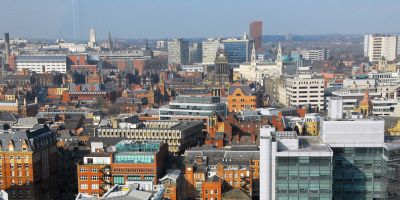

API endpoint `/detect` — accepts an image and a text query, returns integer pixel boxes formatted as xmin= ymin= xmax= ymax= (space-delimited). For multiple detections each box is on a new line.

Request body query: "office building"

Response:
xmin=0 ymin=125 xmax=58 ymax=200
xmin=16 ymin=55 xmax=67 ymax=73
xmin=168 ymin=38 xmax=189 ymax=65
xmin=250 ymin=21 xmax=262 ymax=50
xmin=364 ymin=34 xmax=398 ymax=62
xmin=96 ymin=120 xmax=203 ymax=154
xmin=222 ymin=37 xmax=254 ymax=65
xmin=260 ymin=126 xmax=333 ymax=200
xmin=285 ymin=74 xmax=325 ymax=109
xmin=202 ymin=39 xmax=221 ymax=65
xmin=77 ymin=140 xmax=168 ymax=197
xmin=291 ymin=49 xmax=330 ymax=61
xmin=189 ymin=42 xmax=202 ymax=64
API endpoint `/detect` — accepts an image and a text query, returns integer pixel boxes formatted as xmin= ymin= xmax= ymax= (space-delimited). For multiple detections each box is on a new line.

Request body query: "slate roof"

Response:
xmin=0 ymin=125 xmax=56 ymax=151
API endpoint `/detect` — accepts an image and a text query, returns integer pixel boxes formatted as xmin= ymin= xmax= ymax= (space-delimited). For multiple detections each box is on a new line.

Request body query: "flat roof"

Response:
xmin=16 ymin=55 xmax=67 ymax=62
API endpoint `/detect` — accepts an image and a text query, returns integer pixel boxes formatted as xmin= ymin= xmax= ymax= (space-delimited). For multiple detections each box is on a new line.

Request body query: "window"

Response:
xmin=91 ymin=168 xmax=98 ymax=172
xmin=91 ymin=176 xmax=99 ymax=180
xmin=80 ymin=184 xmax=88 ymax=190
xmin=26 ymin=180 xmax=30 ymax=185
xmin=18 ymin=180 xmax=22 ymax=185
xmin=80 ymin=168 xmax=87 ymax=172
xmin=80 ymin=175 xmax=87 ymax=181
xmin=91 ymin=184 xmax=99 ymax=189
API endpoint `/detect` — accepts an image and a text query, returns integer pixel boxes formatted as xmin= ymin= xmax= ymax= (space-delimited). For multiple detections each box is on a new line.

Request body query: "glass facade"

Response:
xmin=113 ymin=175 xmax=124 ymax=185
xmin=332 ymin=147 xmax=388 ymax=200
xmin=222 ymin=40 xmax=252 ymax=64
xmin=114 ymin=153 xmax=154 ymax=164
xmin=276 ymin=156 xmax=333 ymax=200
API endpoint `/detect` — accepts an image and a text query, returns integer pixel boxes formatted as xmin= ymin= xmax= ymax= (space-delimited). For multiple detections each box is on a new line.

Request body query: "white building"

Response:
xmin=16 ymin=55 xmax=67 ymax=73
xmin=202 ymin=39 xmax=221 ymax=65
xmin=168 ymin=38 xmax=189 ymax=65
xmin=371 ymin=97 xmax=400 ymax=116
xmin=88 ymin=28 xmax=97 ymax=48
xmin=364 ymin=34 xmax=398 ymax=62
xmin=291 ymin=49 xmax=330 ymax=61
xmin=285 ymin=74 xmax=325 ymax=109
xmin=180 ymin=64 xmax=204 ymax=72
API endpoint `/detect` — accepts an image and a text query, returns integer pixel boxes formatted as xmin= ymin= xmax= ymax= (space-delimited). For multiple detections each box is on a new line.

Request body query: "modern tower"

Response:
xmin=167 ymin=38 xmax=189 ymax=65
xmin=364 ymin=34 xmax=397 ymax=62
xmin=250 ymin=21 xmax=262 ymax=51
xmin=88 ymin=28 xmax=97 ymax=48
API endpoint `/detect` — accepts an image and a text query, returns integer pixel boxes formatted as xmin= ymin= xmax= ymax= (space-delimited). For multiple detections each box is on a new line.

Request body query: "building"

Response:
xmin=285 ymin=74 xmax=325 ymax=109
xmin=260 ymin=127 xmax=333 ymax=200
xmin=207 ymin=44 xmax=232 ymax=87
xmin=189 ymin=43 xmax=202 ymax=64
xmin=16 ymin=55 xmax=67 ymax=73
xmin=222 ymin=37 xmax=254 ymax=65
xmin=160 ymin=95 xmax=226 ymax=131
xmin=96 ymin=120 xmax=203 ymax=154
xmin=291 ymin=49 xmax=330 ymax=61
xmin=364 ymin=34 xmax=398 ymax=62
xmin=77 ymin=140 xmax=168 ymax=197
xmin=184 ymin=145 xmax=260 ymax=199
xmin=159 ymin=170 xmax=182 ymax=200
xmin=227 ymin=85 xmax=258 ymax=112
xmin=202 ymin=39 xmax=221 ymax=65
xmin=0 ymin=125 xmax=58 ymax=200
xmin=88 ymin=28 xmax=97 ymax=48
xmin=168 ymin=38 xmax=189 ymax=65
xmin=249 ymin=21 xmax=262 ymax=51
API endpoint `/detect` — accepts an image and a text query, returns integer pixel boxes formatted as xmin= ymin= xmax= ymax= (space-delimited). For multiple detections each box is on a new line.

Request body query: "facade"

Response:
xmin=184 ymin=145 xmax=259 ymax=199
xmin=202 ymin=39 xmax=221 ymax=65
xmin=285 ymin=74 xmax=325 ymax=109
xmin=189 ymin=43 xmax=202 ymax=64
xmin=260 ymin=127 xmax=333 ymax=200
xmin=77 ymin=140 xmax=168 ymax=197
xmin=16 ymin=55 xmax=67 ymax=73
xmin=222 ymin=38 xmax=254 ymax=65
xmin=168 ymin=38 xmax=189 ymax=65
xmin=364 ymin=34 xmax=398 ymax=62
xmin=207 ymin=45 xmax=232 ymax=87
xmin=0 ymin=125 xmax=58 ymax=200
xmin=96 ymin=120 xmax=203 ymax=154
xmin=291 ymin=49 xmax=330 ymax=61
xmin=227 ymin=85 xmax=257 ymax=112
xmin=249 ymin=21 xmax=262 ymax=50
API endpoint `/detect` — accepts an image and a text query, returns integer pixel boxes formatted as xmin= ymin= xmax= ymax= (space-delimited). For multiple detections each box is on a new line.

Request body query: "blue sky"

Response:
xmin=1 ymin=0 xmax=399 ymax=40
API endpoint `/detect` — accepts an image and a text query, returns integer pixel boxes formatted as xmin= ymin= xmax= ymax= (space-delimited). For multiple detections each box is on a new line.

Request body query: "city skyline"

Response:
xmin=1 ymin=0 xmax=400 ymax=40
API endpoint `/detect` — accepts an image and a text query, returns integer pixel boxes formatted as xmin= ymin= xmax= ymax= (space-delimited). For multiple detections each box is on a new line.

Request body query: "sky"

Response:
xmin=1 ymin=0 xmax=399 ymax=40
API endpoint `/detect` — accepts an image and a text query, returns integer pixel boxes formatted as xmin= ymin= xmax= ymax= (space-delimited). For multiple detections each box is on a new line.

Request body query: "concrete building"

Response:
xmin=202 ymin=39 xmax=221 ymax=65
xmin=364 ymin=34 xmax=398 ymax=62
xmin=291 ymin=49 xmax=330 ymax=61
xmin=249 ymin=21 xmax=262 ymax=50
xmin=96 ymin=120 xmax=203 ymax=154
xmin=285 ymin=74 xmax=325 ymax=109
xmin=88 ymin=28 xmax=97 ymax=48
xmin=168 ymin=39 xmax=189 ymax=65
xmin=16 ymin=55 xmax=67 ymax=73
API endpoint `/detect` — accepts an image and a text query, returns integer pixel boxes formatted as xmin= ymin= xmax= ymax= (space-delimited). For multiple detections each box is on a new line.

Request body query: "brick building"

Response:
xmin=0 ymin=124 xmax=58 ymax=199
xmin=227 ymin=85 xmax=258 ymax=113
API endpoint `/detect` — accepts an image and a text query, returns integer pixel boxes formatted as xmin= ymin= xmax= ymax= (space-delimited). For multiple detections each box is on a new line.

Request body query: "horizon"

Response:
xmin=1 ymin=0 xmax=399 ymax=40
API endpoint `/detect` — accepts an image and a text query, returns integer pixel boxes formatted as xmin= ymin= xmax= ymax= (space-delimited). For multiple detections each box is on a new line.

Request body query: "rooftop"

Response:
xmin=16 ymin=55 xmax=67 ymax=62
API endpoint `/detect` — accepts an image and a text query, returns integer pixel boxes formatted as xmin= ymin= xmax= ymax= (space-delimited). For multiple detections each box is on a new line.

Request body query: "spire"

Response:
xmin=251 ymin=42 xmax=256 ymax=63
xmin=108 ymin=31 xmax=113 ymax=50
xmin=276 ymin=41 xmax=282 ymax=62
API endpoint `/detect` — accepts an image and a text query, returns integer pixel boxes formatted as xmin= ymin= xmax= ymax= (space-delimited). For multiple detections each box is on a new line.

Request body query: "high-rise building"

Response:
xmin=189 ymin=42 xmax=202 ymax=64
xmin=364 ymin=34 xmax=397 ymax=62
xmin=250 ymin=21 xmax=262 ymax=50
xmin=88 ymin=28 xmax=96 ymax=48
xmin=107 ymin=31 xmax=113 ymax=51
xmin=222 ymin=37 xmax=254 ymax=65
xmin=202 ymin=39 xmax=221 ymax=65
xmin=0 ymin=125 xmax=58 ymax=200
xmin=168 ymin=38 xmax=189 ymax=65
xmin=291 ymin=49 xmax=330 ymax=61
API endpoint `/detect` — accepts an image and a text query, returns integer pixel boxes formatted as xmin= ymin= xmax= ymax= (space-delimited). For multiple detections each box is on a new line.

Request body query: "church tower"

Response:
xmin=276 ymin=41 xmax=282 ymax=62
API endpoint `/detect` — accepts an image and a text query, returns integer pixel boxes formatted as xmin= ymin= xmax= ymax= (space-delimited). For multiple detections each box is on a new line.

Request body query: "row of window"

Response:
xmin=80 ymin=184 xmax=99 ymax=190
xmin=79 ymin=168 xmax=99 ymax=173
xmin=79 ymin=175 xmax=99 ymax=181
xmin=0 ymin=179 xmax=30 ymax=185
